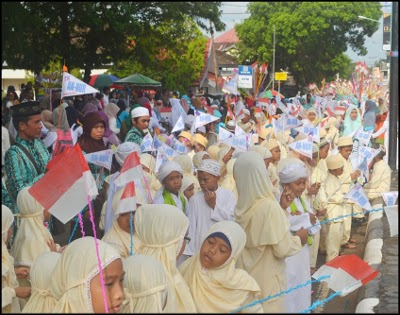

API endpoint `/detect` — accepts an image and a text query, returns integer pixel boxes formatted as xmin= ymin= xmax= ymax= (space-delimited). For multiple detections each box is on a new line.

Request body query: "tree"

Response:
xmin=109 ymin=18 xmax=207 ymax=93
xmin=2 ymin=2 xmax=224 ymax=81
xmin=235 ymin=2 xmax=382 ymax=88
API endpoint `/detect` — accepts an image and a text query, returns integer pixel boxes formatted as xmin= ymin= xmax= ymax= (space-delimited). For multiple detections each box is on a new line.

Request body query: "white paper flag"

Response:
xmin=383 ymin=205 xmax=398 ymax=237
xmin=140 ymin=132 xmax=155 ymax=152
xmin=61 ymin=72 xmax=99 ymax=98
xmin=356 ymin=130 xmax=373 ymax=146
xmin=288 ymin=138 xmax=313 ymax=159
xmin=382 ymin=191 xmax=398 ymax=206
xmin=171 ymin=115 xmax=185 ymax=133
xmin=219 ymin=127 xmax=233 ymax=141
xmin=85 ymin=149 xmax=114 ymax=170
xmin=344 ymin=184 xmax=372 ymax=210
xmin=195 ymin=111 xmax=219 ymax=129
xmin=154 ymin=150 xmax=169 ymax=173
xmin=221 ymin=135 xmax=248 ymax=151
xmin=294 ymin=125 xmax=320 ymax=142
xmin=234 ymin=125 xmax=247 ymax=137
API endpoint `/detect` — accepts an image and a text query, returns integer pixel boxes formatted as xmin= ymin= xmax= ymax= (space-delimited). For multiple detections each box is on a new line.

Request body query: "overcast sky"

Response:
xmin=215 ymin=1 xmax=391 ymax=66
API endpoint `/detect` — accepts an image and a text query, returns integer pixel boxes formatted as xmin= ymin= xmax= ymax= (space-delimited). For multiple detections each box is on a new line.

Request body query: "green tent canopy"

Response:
xmin=115 ymin=74 xmax=161 ymax=87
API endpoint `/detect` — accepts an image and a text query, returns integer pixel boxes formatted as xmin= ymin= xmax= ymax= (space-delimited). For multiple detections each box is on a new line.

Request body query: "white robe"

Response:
xmin=284 ymin=197 xmax=313 ymax=313
xmin=184 ymin=187 xmax=235 ymax=256
xmin=153 ymin=188 xmax=189 ymax=214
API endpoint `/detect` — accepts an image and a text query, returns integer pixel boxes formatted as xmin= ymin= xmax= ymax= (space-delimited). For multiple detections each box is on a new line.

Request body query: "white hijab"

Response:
xmin=121 ymin=254 xmax=167 ymax=313
xmin=21 ymin=252 xmax=61 ymax=313
xmin=50 ymin=237 xmax=121 ymax=313
xmin=11 ymin=187 xmax=53 ymax=267
xmin=179 ymin=221 xmax=261 ymax=312
xmin=134 ymin=204 xmax=196 ymax=313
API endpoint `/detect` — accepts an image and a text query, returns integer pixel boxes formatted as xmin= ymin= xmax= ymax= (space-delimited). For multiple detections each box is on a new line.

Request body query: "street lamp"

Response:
xmin=358 ymin=15 xmax=380 ymax=23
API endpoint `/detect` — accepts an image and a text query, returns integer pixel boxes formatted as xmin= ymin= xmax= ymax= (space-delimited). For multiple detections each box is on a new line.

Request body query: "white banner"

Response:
xmin=344 ymin=184 xmax=372 ymax=210
xmin=61 ymin=72 xmax=99 ymax=98
xmin=84 ymin=149 xmax=114 ymax=170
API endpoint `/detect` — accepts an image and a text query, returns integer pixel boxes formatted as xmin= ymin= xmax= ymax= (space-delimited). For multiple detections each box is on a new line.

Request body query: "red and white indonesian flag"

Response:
xmin=29 ymin=145 xmax=98 ymax=224
xmin=116 ymin=181 xmax=137 ymax=215
xmin=312 ymin=254 xmax=378 ymax=296
xmin=334 ymin=106 xmax=347 ymax=116
xmin=114 ymin=151 xmax=142 ymax=188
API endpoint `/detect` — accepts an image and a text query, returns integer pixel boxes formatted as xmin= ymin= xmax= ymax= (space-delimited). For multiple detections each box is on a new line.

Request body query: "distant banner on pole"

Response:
xmin=61 ymin=72 xmax=99 ymax=98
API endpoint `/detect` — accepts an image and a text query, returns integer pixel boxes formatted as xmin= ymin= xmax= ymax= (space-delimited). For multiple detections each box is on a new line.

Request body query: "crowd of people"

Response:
xmin=1 ymin=81 xmax=392 ymax=313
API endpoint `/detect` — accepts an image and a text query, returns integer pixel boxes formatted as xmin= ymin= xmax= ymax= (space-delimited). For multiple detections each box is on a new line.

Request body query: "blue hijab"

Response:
xmin=363 ymin=100 xmax=379 ymax=132
xmin=342 ymin=104 xmax=362 ymax=136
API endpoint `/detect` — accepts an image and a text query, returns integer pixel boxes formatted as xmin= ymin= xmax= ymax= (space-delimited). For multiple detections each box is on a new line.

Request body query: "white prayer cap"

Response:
xmin=180 ymin=176 xmax=195 ymax=194
xmin=115 ymin=142 xmax=141 ymax=166
xmin=242 ymin=109 xmax=250 ymax=116
xmin=131 ymin=106 xmax=149 ymax=118
xmin=197 ymin=159 xmax=221 ymax=177
xmin=326 ymin=155 xmax=344 ymax=170
xmin=252 ymin=145 xmax=272 ymax=160
xmin=157 ymin=160 xmax=183 ymax=183
xmin=278 ymin=158 xmax=307 ymax=184
xmin=226 ymin=120 xmax=236 ymax=132
xmin=337 ymin=136 xmax=353 ymax=147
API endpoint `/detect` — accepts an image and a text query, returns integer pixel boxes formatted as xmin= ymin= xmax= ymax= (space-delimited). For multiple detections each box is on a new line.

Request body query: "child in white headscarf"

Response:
xmin=50 ymin=237 xmax=124 ymax=313
xmin=174 ymin=154 xmax=201 ymax=194
xmin=153 ymin=161 xmax=188 ymax=214
xmin=277 ymin=158 xmax=320 ymax=313
xmin=10 ymin=187 xmax=64 ymax=309
xmin=2 ymin=205 xmax=31 ymax=313
xmin=21 ymin=252 xmax=61 ymax=313
xmin=102 ymin=184 xmax=147 ymax=258
xmin=134 ymin=204 xmax=197 ymax=313
xmin=179 ymin=220 xmax=263 ymax=313
xmin=140 ymin=153 xmax=162 ymax=193
xmin=233 ymin=152 xmax=308 ymax=312
xmin=121 ymin=254 xmax=168 ymax=313
xmin=180 ymin=176 xmax=196 ymax=201
xmin=11 ymin=187 xmax=63 ymax=268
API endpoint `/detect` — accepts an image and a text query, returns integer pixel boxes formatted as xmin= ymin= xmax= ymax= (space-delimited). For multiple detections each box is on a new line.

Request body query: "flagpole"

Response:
xmin=272 ymin=25 xmax=276 ymax=92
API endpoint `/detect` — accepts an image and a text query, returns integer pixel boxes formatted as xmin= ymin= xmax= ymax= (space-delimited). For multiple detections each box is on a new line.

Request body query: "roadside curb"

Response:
xmin=355 ymin=206 xmax=384 ymax=313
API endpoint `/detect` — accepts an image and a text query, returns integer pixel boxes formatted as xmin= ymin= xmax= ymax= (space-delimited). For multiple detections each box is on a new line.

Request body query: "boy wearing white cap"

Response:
xmin=124 ymin=107 xmax=150 ymax=144
xmin=153 ymin=161 xmax=188 ymax=214
xmin=184 ymin=159 xmax=235 ymax=257
xmin=323 ymin=154 xmax=347 ymax=262
xmin=337 ymin=136 xmax=363 ymax=248
xmin=237 ymin=108 xmax=254 ymax=134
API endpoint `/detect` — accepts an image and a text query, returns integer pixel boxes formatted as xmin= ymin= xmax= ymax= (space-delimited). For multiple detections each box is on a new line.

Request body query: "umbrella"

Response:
xmin=114 ymin=74 xmax=161 ymax=87
xmin=89 ymin=74 xmax=119 ymax=89
xmin=260 ymin=89 xmax=285 ymax=99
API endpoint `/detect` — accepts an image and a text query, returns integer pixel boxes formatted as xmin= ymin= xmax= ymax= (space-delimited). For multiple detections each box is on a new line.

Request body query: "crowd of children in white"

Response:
xmin=2 ymin=86 xmax=392 ymax=313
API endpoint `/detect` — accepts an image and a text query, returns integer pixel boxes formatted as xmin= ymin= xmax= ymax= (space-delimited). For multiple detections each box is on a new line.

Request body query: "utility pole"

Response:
xmin=388 ymin=2 xmax=398 ymax=169
xmin=210 ymin=20 xmax=219 ymax=93
xmin=272 ymin=25 xmax=276 ymax=91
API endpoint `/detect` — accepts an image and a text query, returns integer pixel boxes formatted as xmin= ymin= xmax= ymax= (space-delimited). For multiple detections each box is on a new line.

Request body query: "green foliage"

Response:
xmin=110 ymin=19 xmax=207 ymax=93
xmin=235 ymin=2 xmax=382 ymax=87
xmin=2 ymin=2 xmax=224 ymax=83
